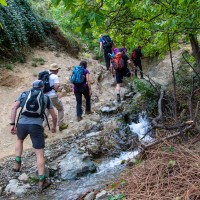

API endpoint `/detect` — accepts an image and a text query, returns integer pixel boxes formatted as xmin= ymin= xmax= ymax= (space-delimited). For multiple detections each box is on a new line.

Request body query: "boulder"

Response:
xmin=59 ymin=149 xmax=96 ymax=180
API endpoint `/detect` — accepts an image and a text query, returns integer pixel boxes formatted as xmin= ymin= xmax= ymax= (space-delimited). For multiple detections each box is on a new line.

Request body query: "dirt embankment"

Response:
xmin=0 ymin=48 xmax=119 ymax=159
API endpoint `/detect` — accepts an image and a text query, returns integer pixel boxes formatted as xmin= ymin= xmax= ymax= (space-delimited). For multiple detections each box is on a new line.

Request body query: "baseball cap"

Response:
xmin=32 ymin=80 xmax=44 ymax=88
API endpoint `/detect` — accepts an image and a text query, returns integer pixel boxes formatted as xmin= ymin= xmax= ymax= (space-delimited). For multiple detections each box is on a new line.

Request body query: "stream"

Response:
xmin=31 ymin=113 xmax=153 ymax=200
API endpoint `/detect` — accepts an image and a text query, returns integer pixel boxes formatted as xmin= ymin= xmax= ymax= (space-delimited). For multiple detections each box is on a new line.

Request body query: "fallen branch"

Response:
xmin=141 ymin=101 xmax=199 ymax=150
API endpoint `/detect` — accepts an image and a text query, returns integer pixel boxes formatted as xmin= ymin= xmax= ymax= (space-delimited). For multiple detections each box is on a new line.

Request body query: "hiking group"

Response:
xmin=99 ymin=34 xmax=143 ymax=102
xmin=10 ymin=60 xmax=92 ymax=191
xmin=9 ymin=33 xmax=142 ymax=191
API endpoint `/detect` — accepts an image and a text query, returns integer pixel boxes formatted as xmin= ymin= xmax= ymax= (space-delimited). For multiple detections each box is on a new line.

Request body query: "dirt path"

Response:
xmin=0 ymin=47 xmax=185 ymax=159
xmin=0 ymin=48 xmax=116 ymax=159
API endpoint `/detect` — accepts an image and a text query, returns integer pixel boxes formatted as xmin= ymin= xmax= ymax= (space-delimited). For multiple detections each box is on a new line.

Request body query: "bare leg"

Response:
xmin=35 ymin=148 xmax=45 ymax=176
xmin=15 ymin=138 xmax=23 ymax=157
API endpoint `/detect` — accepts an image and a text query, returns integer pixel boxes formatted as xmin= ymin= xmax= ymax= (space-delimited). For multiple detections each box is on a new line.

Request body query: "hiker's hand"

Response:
xmin=131 ymin=71 xmax=134 ymax=76
xmin=89 ymin=89 xmax=92 ymax=96
xmin=52 ymin=127 xmax=56 ymax=133
xmin=11 ymin=126 xmax=17 ymax=135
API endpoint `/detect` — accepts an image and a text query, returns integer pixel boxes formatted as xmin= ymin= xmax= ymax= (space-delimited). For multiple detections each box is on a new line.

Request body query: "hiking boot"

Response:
xmin=13 ymin=161 xmax=21 ymax=172
xmin=117 ymin=94 xmax=121 ymax=103
xmin=44 ymin=133 xmax=48 ymax=139
xmin=59 ymin=123 xmax=68 ymax=131
xmin=85 ymin=111 xmax=93 ymax=115
xmin=39 ymin=179 xmax=51 ymax=192
xmin=77 ymin=116 xmax=82 ymax=122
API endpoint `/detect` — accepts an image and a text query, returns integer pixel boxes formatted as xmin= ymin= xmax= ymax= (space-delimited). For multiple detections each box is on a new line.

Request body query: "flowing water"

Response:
xmin=29 ymin=113 xmax=152 ymax=200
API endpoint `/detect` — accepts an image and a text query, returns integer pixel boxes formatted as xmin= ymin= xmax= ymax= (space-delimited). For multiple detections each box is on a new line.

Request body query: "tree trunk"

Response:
xmin=189 ymin=34 xmax=200 ymax=72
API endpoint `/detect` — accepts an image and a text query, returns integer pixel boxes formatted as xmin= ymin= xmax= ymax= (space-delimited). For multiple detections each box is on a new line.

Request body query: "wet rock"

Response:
xmin=100 ymin=106 xmax=118 ymax=114
xmin=96 ymin=190 xmax=109 ymax=200
xmin=18 ymin=173 xmax=28 ymax=181
xmin=123 ymin=91 xmax=136 ymax=100
xmin=84 ymin=192 xmax=95 ymax=200
xmin=5 ymin=179 xmax=30 ymax=196
xmin=59 ymin=149 xmax=96 ymax=180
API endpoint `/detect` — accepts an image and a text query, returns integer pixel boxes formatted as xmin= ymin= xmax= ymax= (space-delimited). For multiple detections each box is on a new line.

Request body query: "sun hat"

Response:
xmin=50 ymin=63 xmax=61 ymax=71
xmin=32 ymin=80 xmax=44 ymax=88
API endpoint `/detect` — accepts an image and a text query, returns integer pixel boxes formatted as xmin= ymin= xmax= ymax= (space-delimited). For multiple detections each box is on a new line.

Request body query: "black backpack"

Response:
xmin=20 ymin=89 xmax=45 ymax=118
xmin=17 ymin=89 xmax=50 ymax=129
xmin=102 ymin=35 xmax=113 ymax=48
xmin=38 ymin=71 xmax=53 ymax=93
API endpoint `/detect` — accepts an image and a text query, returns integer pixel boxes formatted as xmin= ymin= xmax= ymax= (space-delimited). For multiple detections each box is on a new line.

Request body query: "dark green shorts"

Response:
xmin=17 ymin=124 xmax=44 ymax=149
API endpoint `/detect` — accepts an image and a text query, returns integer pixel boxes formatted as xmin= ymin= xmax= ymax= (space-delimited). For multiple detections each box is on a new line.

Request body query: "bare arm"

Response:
xmin=54 ymin=83 xmax=60 ymax=92
xmin=86 ymin=73 xmax=92 ymax=96
xmin=99 ymin=42 xmax=103 ymax=58
xmin=128 ymin=59 xmax=134 ymax=72
xmin=10 ymin=101 xmax=20 ymax=134
xmin=49 ymin=108 xmax=57 ymax=133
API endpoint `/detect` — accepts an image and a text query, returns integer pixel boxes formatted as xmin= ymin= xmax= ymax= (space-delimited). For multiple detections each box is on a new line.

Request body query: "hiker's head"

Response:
xmin=118 ymin=48 xmax=124 ymax=54
xmin=32 ymin=80 xmax=44 ymax=89
xmin=113 ymin=48 xmax=119 ymax=55
xmin=138 ymin=46 xmax=142 ymax=49
xmin=50 ymin=63 xmax=61 ymax=74
xmin=79 ymin=60 xmax=87 ymax=69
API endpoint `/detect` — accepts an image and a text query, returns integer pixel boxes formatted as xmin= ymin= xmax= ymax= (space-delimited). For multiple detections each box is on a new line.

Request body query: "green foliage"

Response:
xmin=0 ymin=63 xmax=14 ymax=70
xmin=0 ymin=0 xmax=7 ymax=6
xmin=32 ymin=57 xmax=45 ymax=65
xmin=109 ymin=193 xmax=124 ymax=200
xmin=167 ymin=159 xmax=176 ymax=168
xmin=134 ymin=159 xmax=142 ymax=166
xmin=0 ymin=0 xmax=47 ymax=58
xmin=176 ymin=51 xmax=200 ymax=98
xmin=53 ymin=0 xmax=200 ymax=59
xmin=132 ymin=78 xmax=158 ymax=114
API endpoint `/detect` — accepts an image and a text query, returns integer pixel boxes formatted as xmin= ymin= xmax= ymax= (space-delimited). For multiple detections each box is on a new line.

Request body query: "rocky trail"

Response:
xmin=0 ymin=47 xmax=187 ymax=199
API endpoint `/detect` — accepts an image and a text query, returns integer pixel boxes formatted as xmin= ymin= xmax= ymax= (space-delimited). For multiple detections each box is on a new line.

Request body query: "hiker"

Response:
xmin=121 ymin=43 xmax=127 ymax=54
xmin=110 ymin=48 xmax=134 ymax=103
xmin=99 ymin=34 xmax=114 ymax=70
xmin=10 ymin=80 xmax=57 ymax=191
xmin=131 ymin=46 xmax=143 ymax=79
xmin=43 ymin=63 xmax=68 ymax=131
xmin=71 ymin=60 xmax=92 ymax=122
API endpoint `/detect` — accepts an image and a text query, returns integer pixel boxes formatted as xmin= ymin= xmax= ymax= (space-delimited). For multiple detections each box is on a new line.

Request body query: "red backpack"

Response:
xmin=132 ymin=50 xmax=137 ymax=59
xmin=111 ymin=53 xmax=124 ymax=70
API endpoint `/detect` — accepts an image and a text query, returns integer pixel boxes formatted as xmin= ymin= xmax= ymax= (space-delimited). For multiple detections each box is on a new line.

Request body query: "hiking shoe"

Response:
xmin=85 ymin=111 xmax=93 ymax=115
xmin=117 ymin=94 xmax=121 ymax=103
xmin=59 ymin=123 xmax=68 ymax=131
xmin=13 ymin=161 xmax=21 ymax=172
xmin=39 ymin=179 xmax=51 ymax=192
xmin=77 ymin=116 xmax=82 ymax=122
xmin=44 ymin=133 xmax=48 ymax=139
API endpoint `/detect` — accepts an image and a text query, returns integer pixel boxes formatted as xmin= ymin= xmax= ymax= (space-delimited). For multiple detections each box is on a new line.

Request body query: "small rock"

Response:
xmin=84 ymin=192 xmax=95 ymax=200
xmin=96 ymin=190 xmax=108 ymax=200
xmin=18 ymin=173 xmax=29 ymax=181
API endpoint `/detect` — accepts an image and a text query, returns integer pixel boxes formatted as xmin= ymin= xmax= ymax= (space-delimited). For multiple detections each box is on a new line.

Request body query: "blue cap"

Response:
xmin=32 ymin=80 xmax=44 ymax=88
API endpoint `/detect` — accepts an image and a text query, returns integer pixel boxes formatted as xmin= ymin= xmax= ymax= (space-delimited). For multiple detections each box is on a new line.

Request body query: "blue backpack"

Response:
xmin=70 ymin=66 xmax=85 ymax=85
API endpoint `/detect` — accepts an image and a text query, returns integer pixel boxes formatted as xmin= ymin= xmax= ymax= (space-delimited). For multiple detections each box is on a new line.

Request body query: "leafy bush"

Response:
xmin=131 ymin=78 xmax=158 ymax=115
xmin=0 ymin=0 xmax=47 ymax=58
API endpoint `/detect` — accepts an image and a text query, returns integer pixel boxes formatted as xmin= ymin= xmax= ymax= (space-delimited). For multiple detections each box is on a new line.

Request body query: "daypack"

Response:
xmin=38 ymin=71 xmax=53 ymax=93
xmin=111 ymin=53 xmax=125 ymax=70
xmin=16 ymin=89 xmax=50 ymax=130
xmin=20 ymin=89 xmax=45 ymax=118
xmin=132 ymin=50 xmax=137 ymax=60
xmin=70 ymin=66 xmax=85 ymax=85
xmin=102 ymin=35 xmax=113 ymax=48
